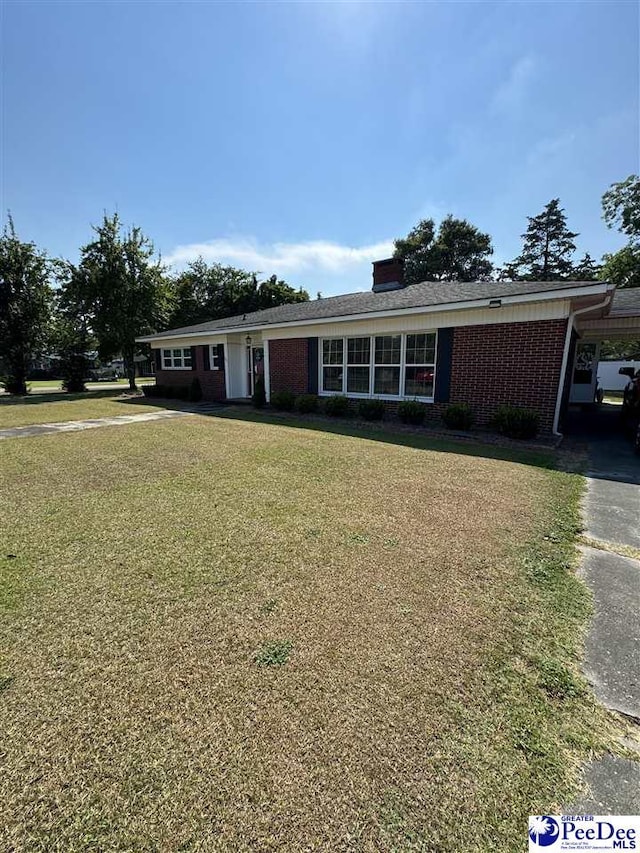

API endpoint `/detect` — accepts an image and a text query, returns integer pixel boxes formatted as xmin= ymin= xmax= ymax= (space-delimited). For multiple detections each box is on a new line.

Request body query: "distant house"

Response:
xmin=137 ymin=258 xmax=640 ymax=434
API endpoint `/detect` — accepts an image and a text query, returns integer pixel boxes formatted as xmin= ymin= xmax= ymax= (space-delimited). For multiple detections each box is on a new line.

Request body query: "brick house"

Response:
xmin=138 ymin=258 xmax=640 ymax=434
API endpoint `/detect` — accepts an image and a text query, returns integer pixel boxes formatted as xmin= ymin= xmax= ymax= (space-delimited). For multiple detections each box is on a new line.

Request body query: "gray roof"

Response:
xmin=610 ymin=287 xmax=640 ymax=315
xmin=143 ymin=278 xmax=608 ymax=340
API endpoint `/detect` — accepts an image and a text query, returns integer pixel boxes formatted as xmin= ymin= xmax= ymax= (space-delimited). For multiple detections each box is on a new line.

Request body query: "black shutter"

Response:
xmin=217 ymin=344 xmax=225 ymax=371
xmin=202 ymin=345 xmax=210 ymax=371
xmin=154 ymin=349 xmax=162 ymax=372
xmin=190 ymin=346 xmax=197 ymax=370
xmin=434 ymin=328 xmax=454 ymax=403
xmin=307 ymin=337 xmax=318 ymax=394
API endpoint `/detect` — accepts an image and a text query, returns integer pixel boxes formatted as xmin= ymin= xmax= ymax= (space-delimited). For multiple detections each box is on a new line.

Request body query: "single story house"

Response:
xmin=138 ymin=258 xmax=640 ymax=434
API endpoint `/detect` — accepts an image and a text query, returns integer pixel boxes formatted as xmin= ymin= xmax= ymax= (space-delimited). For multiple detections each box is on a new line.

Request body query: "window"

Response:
xmin=162 ymin=347 xmax=192 ymax=369
xmin=322 ymin=338 xmax=343 ymax=392
xmin=319 ymin=332 xmax=437 ymax=400
xmin=404 ymin=333 xmax=436 ymax=398
xmin=374 ymin=335 xmax=401 ymax=396
xmin=347 ymin=337 xmax=370 ymax=394
xmin=209 ymin=345 xmax=221 ymax=371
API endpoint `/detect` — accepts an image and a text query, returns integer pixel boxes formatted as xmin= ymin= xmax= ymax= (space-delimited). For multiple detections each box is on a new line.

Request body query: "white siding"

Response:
xmin=261 ymin=300 xmax=570 ymax=341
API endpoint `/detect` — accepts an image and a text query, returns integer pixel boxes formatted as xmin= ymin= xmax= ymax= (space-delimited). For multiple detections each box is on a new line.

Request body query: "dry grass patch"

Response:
xmin=0 ymin=392 xmax=156 ymax=428
xmin=0 ymin=417 xmax=613 ymax=852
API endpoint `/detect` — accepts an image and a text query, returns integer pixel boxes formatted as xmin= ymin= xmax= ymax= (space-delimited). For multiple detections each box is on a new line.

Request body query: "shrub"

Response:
xmin=358 ymin=399 xmax=385 ymax=421
xmin=188 ymin=376 xmax=203 ymax=403
xmin=270 ymin=390 xmax=296 ymax=411
xmin=252 ymin=375 xmax=266 ymax=408
xmin=142 ymin=383 xmax=164 ymax=397
xmin=141 ymin=383 xmax=188 ymax=401
xmin=324 ymin=395 xmax=350 ymax=417
xmin=491 ymin=405 xmax=540 ymax=439
xmin=442 ymin=402 xmax=474 ymax=430
xmin=295 ymin=394 xmax=319 ymax=414
xmin=398 ymin=400 xmax=426 ymax=426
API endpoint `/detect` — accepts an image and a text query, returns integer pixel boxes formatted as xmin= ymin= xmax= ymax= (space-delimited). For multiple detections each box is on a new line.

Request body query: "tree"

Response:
xmin=601 ymin=175 xmax=640 ymax=290
xmin=78 ymin=214 xmax=171 ymax=390
xmin=52 ymin=261 xmax=94 ymax=393
xmin=572 ymin=252 xmax=601 ymax=281
xmin=393 ymin=216 xmax=493 ymax=284
xmin=601 ymin=243 xmax=640 ymax=289
xmin=602 ymin=174 xmax=640 ymax=239
xmin=0 ymin=217 xmax=52 ymax=394
xmin=167 ymin=259 xmax=309 ymax=329
xmin=507 ymin=199 xmax=578 ymax=280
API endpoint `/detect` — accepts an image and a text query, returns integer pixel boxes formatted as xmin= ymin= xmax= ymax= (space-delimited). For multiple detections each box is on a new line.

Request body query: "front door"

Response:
xmin=247 ymin=346 xmax=264 ymax=396
xmin=570 ymin=341 xmax=600 ymax=404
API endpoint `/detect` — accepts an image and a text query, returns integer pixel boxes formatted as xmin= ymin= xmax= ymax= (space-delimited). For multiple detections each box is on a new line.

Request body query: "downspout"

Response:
xmin=552 ymin=291 xmax=613 ymax=436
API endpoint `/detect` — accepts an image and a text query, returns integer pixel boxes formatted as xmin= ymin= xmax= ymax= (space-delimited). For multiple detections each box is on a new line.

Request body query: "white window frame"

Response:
xmin=319 ymin=332 xmax=437 ymax=402
xmin=209 ymin=345 xmax=221 ymax=371
xmin=162 ymin=347 xmax=193 ymax=370
xmin=403 ymin=332 xmax=437 ymax=401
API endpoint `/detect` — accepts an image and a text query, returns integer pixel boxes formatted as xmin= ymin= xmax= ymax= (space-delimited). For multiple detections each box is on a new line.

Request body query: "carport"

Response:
xmin=562 ymin=287 xmax=640 ymax=438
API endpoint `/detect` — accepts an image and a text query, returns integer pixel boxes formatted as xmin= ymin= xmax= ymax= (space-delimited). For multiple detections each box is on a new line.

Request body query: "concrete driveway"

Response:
xmin=567 ymin=415 xmax=640 ymax=812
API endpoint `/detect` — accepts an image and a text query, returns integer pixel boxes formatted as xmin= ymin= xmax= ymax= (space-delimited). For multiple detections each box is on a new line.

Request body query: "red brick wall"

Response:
xmin=155 ymin=346 xmax=226 ymax=401
xmin=448 ymin=319 xmax=567 ymax=432
xmin=269 ymin=338 xmax=310 ymax=395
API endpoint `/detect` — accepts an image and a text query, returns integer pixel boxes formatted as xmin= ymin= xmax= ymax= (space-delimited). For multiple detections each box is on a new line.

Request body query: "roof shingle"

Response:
xmin=142 ymin=278 xmax=608 ymax=339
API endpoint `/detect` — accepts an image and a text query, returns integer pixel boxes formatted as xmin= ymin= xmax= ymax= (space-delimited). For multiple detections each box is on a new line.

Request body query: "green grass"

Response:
xmin=0 ymin=415 xmax=615 ymax=851
xmin=22 ymin=378 xmax=155 ymax=390
xmin=0 ymin=391 xmax=157 ymax=428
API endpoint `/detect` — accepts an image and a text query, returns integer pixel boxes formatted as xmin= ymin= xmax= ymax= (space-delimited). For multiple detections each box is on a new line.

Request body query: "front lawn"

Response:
xmin=0 ymin=391 xmax=157 ymax=429
xmin=0 ymin=415 xmax=611 ymax=851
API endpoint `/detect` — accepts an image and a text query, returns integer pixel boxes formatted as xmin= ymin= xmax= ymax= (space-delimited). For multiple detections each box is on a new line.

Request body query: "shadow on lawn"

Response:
xmin=0 ymin=389 xmax=139 ymax=408
xmin=126 ymin=396 xmax=560 ymax=471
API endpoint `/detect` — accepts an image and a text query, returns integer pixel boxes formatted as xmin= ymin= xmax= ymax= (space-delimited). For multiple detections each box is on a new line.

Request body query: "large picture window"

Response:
xmin=162 ymin=347 xmax=192 ymax=369
xmin=320 ymin=332 xmax=437 ymax=400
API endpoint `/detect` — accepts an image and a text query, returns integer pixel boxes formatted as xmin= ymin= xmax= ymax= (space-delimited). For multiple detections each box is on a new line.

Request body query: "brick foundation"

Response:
xmin=155 ymin=346 xmax=226 ymax=401
xmin=269 ymin=338 xmax=310 ymax=395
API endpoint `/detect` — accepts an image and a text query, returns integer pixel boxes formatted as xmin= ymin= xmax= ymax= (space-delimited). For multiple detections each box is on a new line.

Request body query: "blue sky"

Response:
xmin=2 ymin=0 xmax=638 ymax=296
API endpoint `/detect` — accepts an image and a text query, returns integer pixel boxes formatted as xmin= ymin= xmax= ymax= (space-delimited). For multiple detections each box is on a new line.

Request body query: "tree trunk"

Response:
xmin=125 ymin=348 xmax=137 ymax=391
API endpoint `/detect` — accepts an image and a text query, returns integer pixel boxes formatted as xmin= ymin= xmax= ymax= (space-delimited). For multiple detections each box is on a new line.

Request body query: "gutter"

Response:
xmin=552 ymin=290 xmax=614 ymax=436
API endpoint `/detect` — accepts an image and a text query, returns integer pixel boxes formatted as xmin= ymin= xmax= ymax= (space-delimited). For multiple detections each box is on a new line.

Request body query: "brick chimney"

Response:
xmin=372 ymin=257 xmax=405 ymax=293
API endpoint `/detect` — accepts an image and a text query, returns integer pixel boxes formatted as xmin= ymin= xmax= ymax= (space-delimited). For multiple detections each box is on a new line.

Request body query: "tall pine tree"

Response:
xmin=572 ymin=252 xmax=601 ymax=281
xmin=508 ymin=199 xmax=578 ymax=280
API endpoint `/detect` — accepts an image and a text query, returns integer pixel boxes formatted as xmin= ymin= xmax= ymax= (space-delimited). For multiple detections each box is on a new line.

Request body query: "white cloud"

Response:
xmin=163 ymin=236 xmax=394 ymax=275
xmin=491 ymin=55 xmax=537 ymax=113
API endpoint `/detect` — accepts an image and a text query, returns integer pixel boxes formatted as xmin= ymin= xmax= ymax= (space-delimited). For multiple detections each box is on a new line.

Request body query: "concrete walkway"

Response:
xmin=0 ymin=409 xmax=190 ymax=440
xmin=568 ymin=427 xmax=640 ymax=813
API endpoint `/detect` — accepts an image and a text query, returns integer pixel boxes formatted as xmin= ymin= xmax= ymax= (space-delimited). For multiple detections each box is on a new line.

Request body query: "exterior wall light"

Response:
xmin=246 ymin=335 xmax=252 ymax=346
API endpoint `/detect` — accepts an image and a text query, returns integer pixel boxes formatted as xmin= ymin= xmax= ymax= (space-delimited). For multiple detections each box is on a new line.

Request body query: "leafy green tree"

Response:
xmin=601 ymin=243 xmax=640 ymax=289
xmin=602 ymin=174 xmax=640 ymax=239
xmin=572 ymin=252 xmax=601 ymax=281
xmin=78 ymin=214 xmax=171 ymax=390
xmin=52 ymin=262 xmax=94 ymax=392
xmin=507 ymin=199 xmax=578 ymax=280
xmin=0 ymin=217 xmax=53 ymax=394
xmin=601 ymin=175 xmax=640 ymax=290
xmin=167 ymin=259 xmax=308 ymax=328
xmin=393 ymin=216 xmax=493 ymax=284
